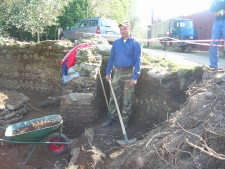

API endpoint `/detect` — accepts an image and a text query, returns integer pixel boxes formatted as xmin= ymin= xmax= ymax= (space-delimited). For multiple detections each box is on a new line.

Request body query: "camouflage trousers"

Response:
xmin=108 ymin=68 xmax=134 ymax=123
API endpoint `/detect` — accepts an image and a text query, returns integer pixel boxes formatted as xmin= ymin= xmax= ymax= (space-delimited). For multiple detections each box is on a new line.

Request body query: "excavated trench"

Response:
xmin=96 ymin=57 xmax=204 ymax=130
xmin=0 ymin=38 xmax=204 ymax=138
xmin=60 ymin=57 xmax=204 ymax=135
xmin=0 ymin=38 xmax=205 ymax=168
xmin=64 ymin=61 xmax=205 ymax=168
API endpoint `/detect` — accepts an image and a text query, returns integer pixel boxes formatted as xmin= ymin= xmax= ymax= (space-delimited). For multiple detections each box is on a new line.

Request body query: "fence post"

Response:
xmin=58 ymin=28 xmax=63 ymax=40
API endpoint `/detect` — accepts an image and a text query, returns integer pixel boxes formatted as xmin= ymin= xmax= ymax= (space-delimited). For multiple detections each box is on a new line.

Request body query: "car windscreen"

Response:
xmin=178 ymin=20 xmax=193 ymax=30
xmin=101 ymin=19 xmax=118 ymax=27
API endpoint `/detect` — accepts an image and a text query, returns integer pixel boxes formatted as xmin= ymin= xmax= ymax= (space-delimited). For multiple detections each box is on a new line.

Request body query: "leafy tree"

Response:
xmin=57 ymin=0 xmax=132 ymax=28
xmin=87 ymin=0 xmax=132 ymax=22
xmin=126 ymin=0 xmax=147 ymax=40
xmin=0 ymin=0 xmax=70 ymax=41
xmin=0 ymin=0 xmax=135 ymax=41
xmin=58 ymin=0 xmax=89 ymax=29
xmin=108 ymin=0 xmax=132 ymax=23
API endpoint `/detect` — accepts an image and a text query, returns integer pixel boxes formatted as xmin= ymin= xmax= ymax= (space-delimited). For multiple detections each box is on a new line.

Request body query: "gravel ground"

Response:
xmin=145 ymin=48 xmax=225 ymax=68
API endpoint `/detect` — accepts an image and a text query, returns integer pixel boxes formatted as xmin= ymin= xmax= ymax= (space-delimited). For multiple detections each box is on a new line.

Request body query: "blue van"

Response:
xmin=60 ymin=18 xmax=120 ymax=43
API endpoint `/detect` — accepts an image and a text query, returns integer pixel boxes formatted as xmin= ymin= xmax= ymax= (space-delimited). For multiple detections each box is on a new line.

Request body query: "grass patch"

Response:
xmin=0 ymin=36 xmax=4 ymax=42
xmin=141 ymin=50 xmax=201 ymax=76
xmin=159 ymin=61 xmax=179 ymax=72
xmin=141 ymin=56 xmax=152 ymax=65
xmin=144 ymin=45 xmax=162 ymax=50
xmin=220 ymin=51 xmax=225 ymax=59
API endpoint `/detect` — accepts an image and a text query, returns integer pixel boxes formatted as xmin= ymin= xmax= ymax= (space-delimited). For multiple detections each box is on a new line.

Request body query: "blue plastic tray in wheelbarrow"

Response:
xmin=5 ymin=115 xmax=63 ymax=142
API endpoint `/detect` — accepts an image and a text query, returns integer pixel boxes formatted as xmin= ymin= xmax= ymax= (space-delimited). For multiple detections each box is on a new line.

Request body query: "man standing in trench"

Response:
xmin=209 ymin=0 xmax=225 ymax=69
xmin=101 ymin=21 xmax=142 ymax=129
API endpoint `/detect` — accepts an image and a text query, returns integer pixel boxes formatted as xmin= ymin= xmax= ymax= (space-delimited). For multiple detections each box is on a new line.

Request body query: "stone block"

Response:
xmin=4 ymin=111 xmax=16 ymax=120
xmin=2 ymin=49 xmax=7 ymax=54
xmin=68 ymin=93 xmax=93 ymax=102
xmin=33 ymin=53 xmax=39 ymax=60
xmin=23 ymin=54 xmax=29 ymax=60
xmin=0 ymin=109 xmax=10 ymax=116
xmin=96 ymin=45 xmax=111 ymax=56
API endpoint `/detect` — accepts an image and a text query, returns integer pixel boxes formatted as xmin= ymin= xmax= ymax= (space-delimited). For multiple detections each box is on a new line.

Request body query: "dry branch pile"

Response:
xmin=110 ymin=70 xmax=225 ymax=169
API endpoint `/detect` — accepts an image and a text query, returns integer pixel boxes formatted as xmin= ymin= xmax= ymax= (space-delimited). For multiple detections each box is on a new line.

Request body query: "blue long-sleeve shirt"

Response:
xmin=106 ymin=37 xmax=142 ymax=80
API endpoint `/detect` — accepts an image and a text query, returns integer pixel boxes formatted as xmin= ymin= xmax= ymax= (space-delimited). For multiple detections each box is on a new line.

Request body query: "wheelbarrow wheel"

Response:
xmin=47 ymin=133 xmax=69 ymax=155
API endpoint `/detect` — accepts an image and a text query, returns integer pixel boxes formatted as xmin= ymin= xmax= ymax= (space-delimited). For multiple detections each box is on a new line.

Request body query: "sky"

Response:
xmin=137 ymin=0 xmax=213 ymax=25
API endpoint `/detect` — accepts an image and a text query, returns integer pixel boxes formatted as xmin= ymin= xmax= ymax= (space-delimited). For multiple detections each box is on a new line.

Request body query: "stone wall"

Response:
xmin=0 ymin=36 xmax=204 ymax=129
xmin=0 ymin=39 xmax=74 ymax=95
xmin=59 ymin=36 xmax=112 ymax=129
xmin=59 ymin=46 xmax=102 ymax=125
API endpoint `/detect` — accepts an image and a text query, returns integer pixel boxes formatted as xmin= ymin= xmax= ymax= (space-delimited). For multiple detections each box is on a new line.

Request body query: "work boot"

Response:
xmin=207 ymin=65 xmax=218 ymax=71
xmin=101 ymin=116 xmax=115 ymax=128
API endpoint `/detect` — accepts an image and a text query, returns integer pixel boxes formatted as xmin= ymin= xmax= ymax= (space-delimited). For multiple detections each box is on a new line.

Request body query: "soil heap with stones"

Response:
xmin=65 ymin=70 xmax=225 ymax=169
xmin=108 ymin=70 xmax=225 ymax=169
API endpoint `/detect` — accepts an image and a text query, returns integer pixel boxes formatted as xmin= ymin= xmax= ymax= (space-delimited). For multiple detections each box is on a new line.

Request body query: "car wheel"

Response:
xmin=161 ymin=43 xmax=166 ymax=50
xmin=59 ymin=34 xmax=65 ymax=40
xmin=181 ymin=46 xmax=186 ymax=52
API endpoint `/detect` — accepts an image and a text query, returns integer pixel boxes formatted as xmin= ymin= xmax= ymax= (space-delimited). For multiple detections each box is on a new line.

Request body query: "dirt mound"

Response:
xmin=13 ymin=120 xmax=58 ymax=135
xmin=109 ymin=70 xmax=225 ymax=169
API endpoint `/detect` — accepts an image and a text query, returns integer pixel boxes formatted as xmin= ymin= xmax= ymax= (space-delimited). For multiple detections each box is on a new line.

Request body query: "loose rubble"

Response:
xmin=0 ymin=90 xmax=31 ymax=125
xmin=109 ymin=70 xmax=225 ymax=169
xmin=67 ymin=127 xmax=106 ymax=169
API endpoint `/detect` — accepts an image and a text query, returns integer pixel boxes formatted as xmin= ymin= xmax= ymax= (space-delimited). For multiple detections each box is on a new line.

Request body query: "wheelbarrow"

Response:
xmin=0 ymin=114 xmax=72 ymax=166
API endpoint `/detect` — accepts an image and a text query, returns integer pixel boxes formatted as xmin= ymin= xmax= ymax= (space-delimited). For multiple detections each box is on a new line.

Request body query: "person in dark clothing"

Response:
xmin=209 ymin=0 xmax=225 ymax=69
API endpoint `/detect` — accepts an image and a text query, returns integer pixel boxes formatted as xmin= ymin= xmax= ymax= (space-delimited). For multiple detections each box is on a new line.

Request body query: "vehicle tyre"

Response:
xmin=59 ymin=34 xmax=65 ymax=40
xmin=186 ymin=45 xmax=192 ymax=53
xmin=46 ymin=133 xmax=69 ymax=155
xmin=181 ymin=46 xmax=186 ymax=52
xmin=161 ymin=43 xmax=166 ymax=50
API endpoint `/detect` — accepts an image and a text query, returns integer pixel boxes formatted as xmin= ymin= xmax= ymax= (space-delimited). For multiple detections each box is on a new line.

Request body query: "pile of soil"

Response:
xmin=13 ymin=120 xmax=58 ymax=135
xmin=108 ymin=70 xmax=225 ymax=169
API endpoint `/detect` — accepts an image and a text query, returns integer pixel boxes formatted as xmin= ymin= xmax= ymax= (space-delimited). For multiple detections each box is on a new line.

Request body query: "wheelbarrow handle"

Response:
xmin=0 ymin=138 xmax=73 ymax=144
